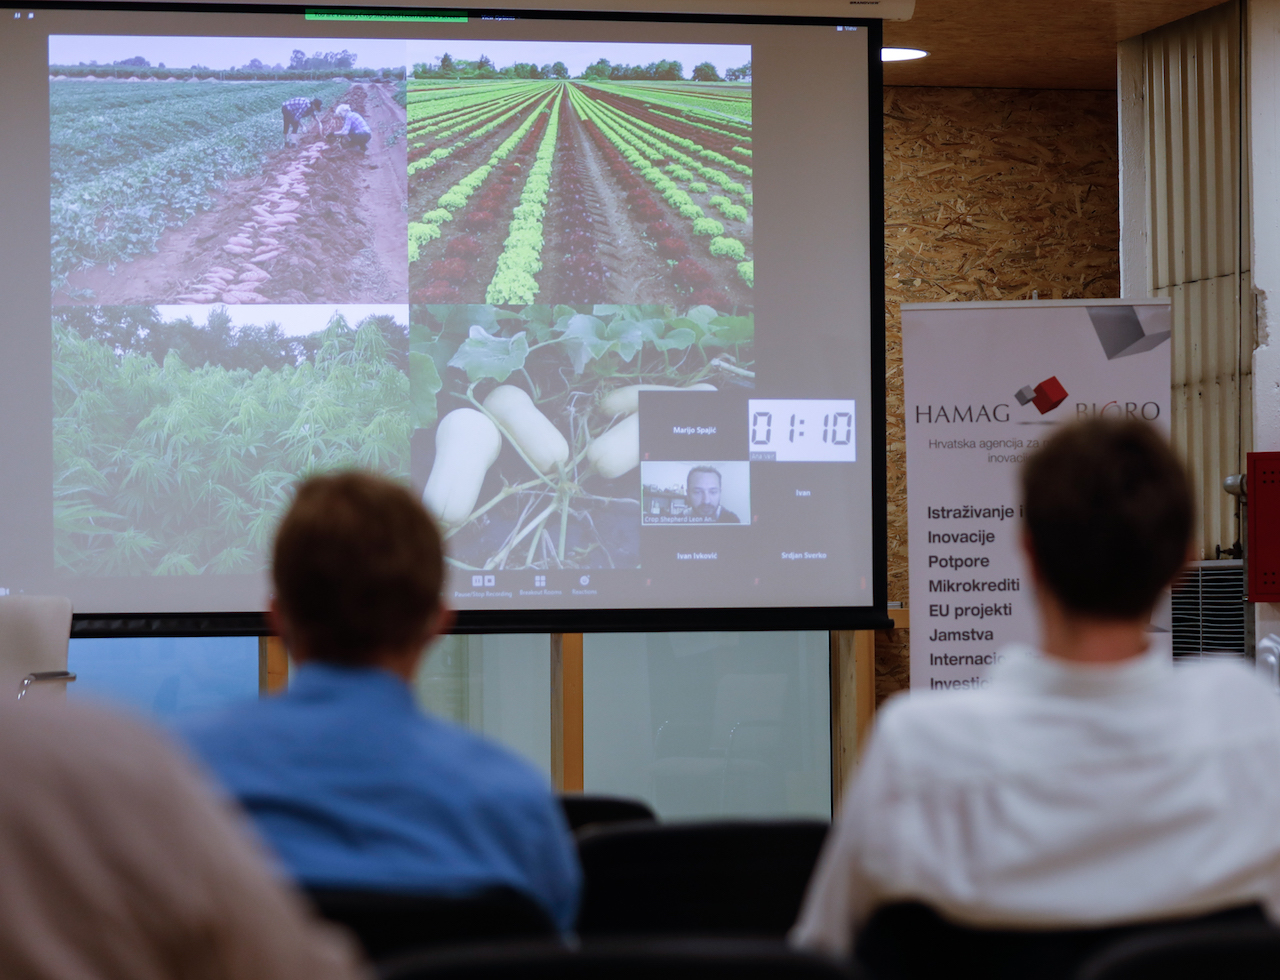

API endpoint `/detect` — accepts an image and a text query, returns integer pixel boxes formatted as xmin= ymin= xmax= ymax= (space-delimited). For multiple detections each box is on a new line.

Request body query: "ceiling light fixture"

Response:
xmin=881 ymin=47 xmax=929 ymax=62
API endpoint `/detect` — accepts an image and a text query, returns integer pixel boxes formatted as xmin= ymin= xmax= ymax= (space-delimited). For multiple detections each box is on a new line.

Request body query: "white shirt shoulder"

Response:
xmin=792 ymin=647 xmax=1280 ymax=958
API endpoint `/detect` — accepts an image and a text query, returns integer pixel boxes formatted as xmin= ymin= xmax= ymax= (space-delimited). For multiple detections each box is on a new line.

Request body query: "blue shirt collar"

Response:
xmin=289 ymin=661 xmax=417 ymax=708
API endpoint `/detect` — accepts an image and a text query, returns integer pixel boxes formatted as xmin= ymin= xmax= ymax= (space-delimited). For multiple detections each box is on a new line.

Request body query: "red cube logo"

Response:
xmin=1031 ymin=376 xmax=1068 ymax=414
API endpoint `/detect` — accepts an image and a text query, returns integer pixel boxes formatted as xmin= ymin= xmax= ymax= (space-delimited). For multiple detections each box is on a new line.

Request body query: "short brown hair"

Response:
xmin=272 ymin=472 xmax=444 ymax=665
xmin=1021 ymin=419 xmax=1192 ymax=619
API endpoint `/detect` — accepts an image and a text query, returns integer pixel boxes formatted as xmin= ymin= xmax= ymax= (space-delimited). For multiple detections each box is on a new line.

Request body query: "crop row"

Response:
xmin=589 ymin=81 xmax=752 ymax=124
xmin=407 ymin=85 xmax=535 ymax=142
xmin=581 ymin=87 xmax=752 ymax=179
xmin=485 ymin=89 xmax=564 ymax=304
xmin=578 ymin=113 xmax=745 ymax=303
xmin=408 ymin=90 xmax=556 ymax=265
xmin=567 ymin=85 xmax=751 ymax=282
xmin=652 ymin=108 xmax=752 ymax=145
xmin=419 ymin=108 xmax=552 ymax=301
xmin=408 ymin=86 xmax=554 ymax=175
xmin=572 ymin=86 xmax=750 ymax=196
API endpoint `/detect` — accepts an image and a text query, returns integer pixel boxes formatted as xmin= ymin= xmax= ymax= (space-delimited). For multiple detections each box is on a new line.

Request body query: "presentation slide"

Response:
xmin=0 ymin=4 xmax=879 ymax=626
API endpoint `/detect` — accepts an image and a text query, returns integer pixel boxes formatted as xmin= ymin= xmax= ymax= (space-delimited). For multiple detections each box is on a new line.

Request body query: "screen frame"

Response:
xmin=23 ymin=0 xmax=889 ymax=634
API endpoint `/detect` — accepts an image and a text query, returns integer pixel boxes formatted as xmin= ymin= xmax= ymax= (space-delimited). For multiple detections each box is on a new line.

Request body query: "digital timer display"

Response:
xmin=747 ymin=399 xmax=857 ymax=462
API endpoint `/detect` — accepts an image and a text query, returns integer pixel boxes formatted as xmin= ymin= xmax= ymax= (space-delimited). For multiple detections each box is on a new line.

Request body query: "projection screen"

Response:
xmin=0 ymin=1 xmax=887 ymax=633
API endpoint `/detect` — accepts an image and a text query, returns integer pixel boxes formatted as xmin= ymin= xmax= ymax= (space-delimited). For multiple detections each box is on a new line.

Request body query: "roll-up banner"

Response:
xmin=902 ymin=299 xmax=1173 ymax=691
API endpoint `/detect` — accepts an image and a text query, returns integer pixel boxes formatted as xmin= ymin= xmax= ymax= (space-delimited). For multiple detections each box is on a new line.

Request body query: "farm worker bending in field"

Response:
xmin=281 ymin=97 xmax=323 ymax=145
xmin=331 ymin=103 xmax=372 ymax=152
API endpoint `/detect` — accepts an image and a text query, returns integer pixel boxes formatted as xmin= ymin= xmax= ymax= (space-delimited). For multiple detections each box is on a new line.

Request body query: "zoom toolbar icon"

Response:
xmin=579 ymin=575 xmax=590 ymax=586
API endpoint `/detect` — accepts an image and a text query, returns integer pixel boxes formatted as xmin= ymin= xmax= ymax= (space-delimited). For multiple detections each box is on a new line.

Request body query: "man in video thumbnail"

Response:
xmin=282 ymin=96 xmax=323 ymax=144
xmin=687 ymin=466 xmax=740 ymax=523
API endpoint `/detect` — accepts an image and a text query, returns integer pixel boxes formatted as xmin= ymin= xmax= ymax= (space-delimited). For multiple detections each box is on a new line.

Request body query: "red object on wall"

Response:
xmin=1248 ymin=452 xmax=1280 ymax=601
xmin=1031 ymin=376 xmax=1068 ymax=414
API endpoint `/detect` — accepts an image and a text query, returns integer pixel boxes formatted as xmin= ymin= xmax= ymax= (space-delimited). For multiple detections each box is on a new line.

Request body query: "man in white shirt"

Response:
xmin=0 ymin=700 xmax=366 ymax=980
xmin=793 ymin=419 xmax=1280 ymax=963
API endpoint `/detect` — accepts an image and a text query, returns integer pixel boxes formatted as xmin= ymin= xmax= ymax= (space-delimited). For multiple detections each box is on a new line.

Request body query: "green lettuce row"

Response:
xmin=582 ymin=92 xmax=750 ymax=196
xmin=573 ymin=86 xmax=747 ymax=231
xmin=408 ymin=85 xmax=552 ymax=141
xmin=408 ymin=88 xmax=554 ymax=177
xmin=569 ymin=85 xmax=714 ymax=232
xmin=710 ymin=236 xmax=746 ymax=261
xmin=485 ymin=90 xmax=563 ymax=304
xmin=408 ymin=86 xmax=526 ymax=126
xmin=407 ymin=89 xmax=534 ymax=142
xmin=651 ymin=109 xmax=752 ymax=144
xmin=714 ymin=200 xmax=749 ymax=223
xmin=585 ymin=81 xmax=752 ymax=125
xmin=407 ymin=81 xmax=532 ymax=118
xmin=569 ymin=85 xmax=753 ymax=275
xmin=409 ymin=88 xmax=556 ymax=258
xmin=588 ymin=91 xmax=752 ymax=178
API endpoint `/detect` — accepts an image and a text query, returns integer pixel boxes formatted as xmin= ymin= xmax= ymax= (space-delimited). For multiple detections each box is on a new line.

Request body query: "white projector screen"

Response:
xmin=0 ymin=2 xmax=886 ymax=634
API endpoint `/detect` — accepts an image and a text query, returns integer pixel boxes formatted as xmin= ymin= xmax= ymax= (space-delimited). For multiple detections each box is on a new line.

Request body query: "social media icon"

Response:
xmin=484 ymin=574 xmax=496 ymax=587
xmin=534 ymin=575 xmax=546 ymax=587
xmin=471 ymin=575 xmax=483 ymax=587
xmin=579 ymin=575 xmax=590 ymax=586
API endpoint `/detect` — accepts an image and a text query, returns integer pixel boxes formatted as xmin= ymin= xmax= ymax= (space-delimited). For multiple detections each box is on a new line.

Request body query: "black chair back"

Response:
xmin=305 ymin=885 xmax=558 ymax=962
xmin=575 ymin=819 xmax=829 ymax=938
xmin=380 ymin=938 xmax=854 ymax=980
xmin=855 ymin=901 xmax=1268 ymax=980
xmin=558 ymin=794 xmax=657 ymax=833
xmin=1078 ymin=921 xmax=1280 ymax=980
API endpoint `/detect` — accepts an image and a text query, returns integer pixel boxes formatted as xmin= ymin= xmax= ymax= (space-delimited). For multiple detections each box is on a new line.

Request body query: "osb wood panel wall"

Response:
xmin=878 ymin=87 xmax=1120 ymax=705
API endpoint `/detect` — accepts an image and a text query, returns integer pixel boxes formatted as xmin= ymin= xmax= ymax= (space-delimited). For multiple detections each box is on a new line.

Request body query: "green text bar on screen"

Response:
xmin=305 ymin=9 xmax=468 ymax=21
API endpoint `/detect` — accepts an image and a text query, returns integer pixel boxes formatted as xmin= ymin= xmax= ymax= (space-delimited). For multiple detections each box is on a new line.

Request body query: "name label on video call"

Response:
xmin=747 ymin=399 xmax=856 ymax=462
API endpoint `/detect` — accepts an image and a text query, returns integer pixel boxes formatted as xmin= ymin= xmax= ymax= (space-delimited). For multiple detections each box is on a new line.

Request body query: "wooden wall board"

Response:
xmin=877 ymin=86 xmax=1120 ymax=704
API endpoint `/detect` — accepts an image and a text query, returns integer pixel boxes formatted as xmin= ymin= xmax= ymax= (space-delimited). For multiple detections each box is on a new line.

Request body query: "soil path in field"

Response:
xmin=58 ymin=82 xmax=408 ymax=307
xmin=538 ymin=102 xmax=679 ymax=306
xmin=577 ymin=88 xmax=752 ymax=308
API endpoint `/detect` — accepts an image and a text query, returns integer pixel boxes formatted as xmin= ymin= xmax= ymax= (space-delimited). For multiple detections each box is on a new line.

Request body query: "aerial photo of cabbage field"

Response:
xmin=406 ymin=41 xmax=753 ymax=309
xmin=50 ymin=35 xmax=409 ymax=307
xmin=53 ymin=305 xmax=409 ymax=576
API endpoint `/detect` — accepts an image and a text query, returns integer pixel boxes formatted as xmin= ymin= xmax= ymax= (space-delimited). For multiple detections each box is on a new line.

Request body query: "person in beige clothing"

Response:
xmin=0 ymin=699 xmax=366 ymax=980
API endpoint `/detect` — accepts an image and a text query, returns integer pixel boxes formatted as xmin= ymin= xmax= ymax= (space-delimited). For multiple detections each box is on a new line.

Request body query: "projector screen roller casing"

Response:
xmin=0 ymin=2 xmax=887 ymax=634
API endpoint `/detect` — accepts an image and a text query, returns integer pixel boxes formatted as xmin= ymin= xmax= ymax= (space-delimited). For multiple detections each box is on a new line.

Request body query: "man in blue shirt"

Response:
xmin=179 ymin=473 xmax=580 ymax=933
xmin=282 ymin=97 xmax=323 ymax=145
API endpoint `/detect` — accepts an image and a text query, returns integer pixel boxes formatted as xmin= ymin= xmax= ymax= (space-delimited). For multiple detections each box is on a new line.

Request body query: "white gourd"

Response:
xmin=482 ymin=385 xmax=569 ymax=474
xmin=422 ymin=409 xmax=502 ymax=525
xmin=597 ymin=383 xmax=717 ymax=418
xmin=587 ymin=412 xmax=640 ymax=480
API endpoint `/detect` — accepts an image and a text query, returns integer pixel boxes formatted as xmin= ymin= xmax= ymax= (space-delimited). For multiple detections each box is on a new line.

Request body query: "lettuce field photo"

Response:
xmin=407 ymin=41 xmax=752 ymax=308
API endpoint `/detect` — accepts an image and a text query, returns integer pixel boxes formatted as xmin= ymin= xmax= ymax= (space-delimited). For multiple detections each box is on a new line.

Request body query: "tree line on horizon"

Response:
xmin=58 ymin=49 xmax=402 ymax=75
xmin=56 ymin=306 xmax=409 ymax=375
xmin=411 ymin=54 xmax=751 ymax=82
